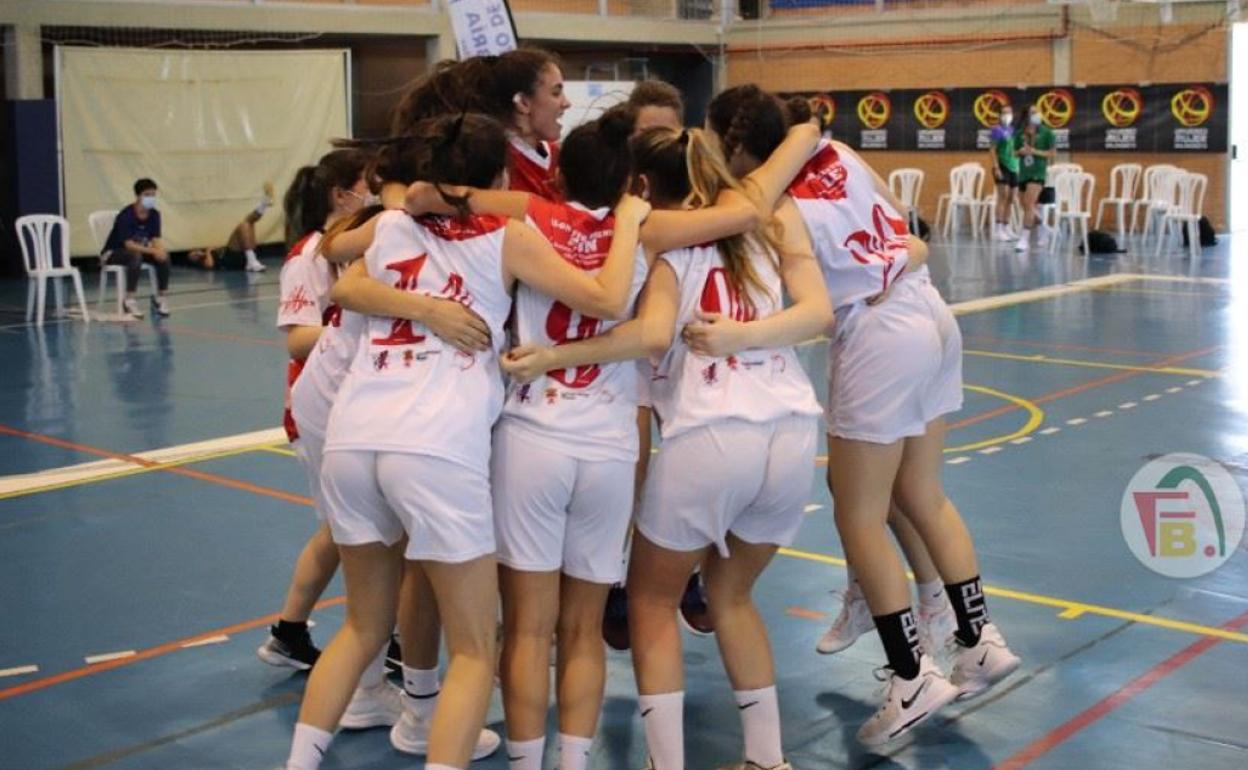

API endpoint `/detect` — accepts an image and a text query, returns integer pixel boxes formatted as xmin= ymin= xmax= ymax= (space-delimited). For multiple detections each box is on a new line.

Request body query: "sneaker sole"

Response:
xmin=255 ymin=643 xmax=312 ymax=671
xmin=340 ymin=711 xmax=399 ymax=730
xmin=390 ymin=727 xmax=500 ymax=761
xmin=815 ymin=635 xmax=860 ymax=655
xmin=858 ymin=681 xmax=960 ymax=748
xmin=955 ymin=656 xmax=1021 ymax=701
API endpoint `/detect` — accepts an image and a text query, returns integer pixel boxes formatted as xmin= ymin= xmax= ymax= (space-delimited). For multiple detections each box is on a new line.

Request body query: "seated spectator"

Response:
xmin=102 ymin=178 xmax=171 ymax=317
xmin=187 ymin=183 xmax=274 ymax=272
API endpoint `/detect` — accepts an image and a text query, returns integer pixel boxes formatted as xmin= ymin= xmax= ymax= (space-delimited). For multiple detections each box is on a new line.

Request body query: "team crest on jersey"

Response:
xmin=417 ymin=214 xmax=506 ymax=242
xmin=842 ymin=204 xmax=908 ymax=290
xmin=789 ymin=144 xmax=848 ymax=202
xmin=280 ymin=285 xmax=315 ymax=315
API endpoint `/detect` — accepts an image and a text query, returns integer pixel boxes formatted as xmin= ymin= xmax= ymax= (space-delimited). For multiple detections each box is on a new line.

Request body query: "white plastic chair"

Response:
xmin=888 ymin=168 xmax=924 ymax=234
xmin=88 ymin=209 xmax=159 ymax=313
xmin=1050 ymin=172 xmax=1095 ymax=256
xmin=16 ymin=215 xmax=90 ymax=326
xmin=1039 ymin=165 xmax=1080 ymax=232
xmin=1140 ymin=169 xmax=1184 ymax=249
xmin=1094 ymin=163 xmax=1142 ymax=244
xmin=1131 ymin=164 xmax=1178 ymax=239
xmin=1155 ymin=172 xmax=1207 ymax=259
xmin=943 ymin=163 xmax=985 ymax=240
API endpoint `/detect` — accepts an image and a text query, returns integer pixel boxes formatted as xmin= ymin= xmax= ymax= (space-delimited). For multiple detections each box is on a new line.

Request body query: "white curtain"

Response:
xmin=58 ymin=47 xmax=350 ymax=255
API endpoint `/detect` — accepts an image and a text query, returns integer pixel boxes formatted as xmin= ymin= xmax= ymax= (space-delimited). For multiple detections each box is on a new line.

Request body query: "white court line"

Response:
xmin=947 ymin=456 xmax=972 ymax=465
xmin=1119 ymin=402 xmax=1138 ymax=410
xmin=1010 ymin=437 xmax=1034 ymax=445
xmin=181 ymin=635 xmax=230 ymax=649
xmin=1094 ymin=410 xmax=1114 ymax=418
xmin=0 ymin=428 xmax=288 ymax=496
xmin=0 ymin=665 xmax=39 ymax=678
xmin=1166 ymin=387 xmax=1183 ymax=394
xmin=1186 ymin=379 xmax=1204 ymax=386
xmin=1067 ymin=417 xmax=1088 ymax=426
xmin=1040 ymin=427 xmax=1061 ymax=435
xmin=85 ymin=650 xmax=136 ymax=665
xmin=1143 ymin=394 xmax=1162 ymax=401
xmin=947 ymin=273 xmax=1142 ymax=316
xmin=979 ymin=446 xmax=1003 ymax=455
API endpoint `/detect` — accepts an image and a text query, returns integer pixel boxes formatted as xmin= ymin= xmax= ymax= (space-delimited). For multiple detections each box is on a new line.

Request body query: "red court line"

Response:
xmin=0 ymin=424 xmax=312 ymax=507
xmin=786 ymin=607 xmax=826 ymax=621
xmin=0 ymin=597 xmax=345 ymax=701
xmin=950 ymin=344 xmax=1219 ymax=431
xmin=992 ymin=608 xmax=1248 ymax=770
xmin=961 ymin=335 xmax=1171 ymax=360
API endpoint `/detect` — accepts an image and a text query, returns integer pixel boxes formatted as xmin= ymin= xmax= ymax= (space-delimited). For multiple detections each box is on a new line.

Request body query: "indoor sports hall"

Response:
xmin=0 ymin=2 xmax=1243 ymax=770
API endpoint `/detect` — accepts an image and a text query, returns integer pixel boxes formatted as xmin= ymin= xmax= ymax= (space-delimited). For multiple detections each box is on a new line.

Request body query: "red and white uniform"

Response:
xmin=276 ymin=230 xmax=330 ymax=443
xmin=637 ymin=243 xmax=820 ymax=557
xmin=290 ymin=307 xmax=364 ymax=521
xmin=507 ymin=135 xmax=562 ymax=202
xmin=790 ymin=140 xmax=963 ymax=443
xmin=322 ymin=210 xmax=512 ymax=562
xmin=492 ymin=197 xmax=646 ymax=582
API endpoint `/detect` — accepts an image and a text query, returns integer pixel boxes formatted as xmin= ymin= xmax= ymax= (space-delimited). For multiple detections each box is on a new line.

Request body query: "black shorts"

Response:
xmin=994 ymin=167 xmax=1019 ymax=188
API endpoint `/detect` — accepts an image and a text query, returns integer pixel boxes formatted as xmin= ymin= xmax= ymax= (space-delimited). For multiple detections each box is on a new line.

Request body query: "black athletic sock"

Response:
xmin=946 ymin=576 xmax=989 ymax=647
xmin=275 ymin=619 xmax=309 ymax=640
xmin=873 ymin=608 xmax=921 ymax=680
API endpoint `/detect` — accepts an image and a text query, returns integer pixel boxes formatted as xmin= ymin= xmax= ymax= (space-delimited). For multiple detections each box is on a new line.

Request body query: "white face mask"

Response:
xmin=346 ymin=189 xmax=379 ymax=208
xmin=1000 ymin=112 xmax=1014 ymax=127
xmin=140 ymin=194 xmax=158 ymax=210
xmin=1030 ymin=112 xmax=1043 ymax=126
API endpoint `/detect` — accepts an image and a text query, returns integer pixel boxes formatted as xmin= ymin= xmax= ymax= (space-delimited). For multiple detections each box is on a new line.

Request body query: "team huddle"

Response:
xmin=270 ymin=48 xmax=1021 ymax=770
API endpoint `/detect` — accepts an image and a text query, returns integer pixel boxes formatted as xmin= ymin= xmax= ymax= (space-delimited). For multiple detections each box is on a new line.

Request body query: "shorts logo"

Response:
xmin=1121 ymin=453 xmax=1245 ymax=578
xmin=913 ymin=91 xmax=950 ymax=130
xmin=856 ymin=91 xmax=892 ymax=130
xmin=973 ymin=90 xmax=1011 ymax=128
xmin=1170 ymin=86 xmax=1214 ymax=127
xmin=1035 ymin=88 xmax=1075 ymax=128
xmin=1101 ymin=88 xmax=1143 ymax=128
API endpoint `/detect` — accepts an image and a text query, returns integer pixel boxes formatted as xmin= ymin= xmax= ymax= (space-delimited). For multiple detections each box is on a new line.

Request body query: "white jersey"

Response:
xmin=789 ymin=140 xmax=911 ymax=311
xmin=501 ymin=198 xmax=647 ymax=462
xmin=324 ymin=210 xmax=512 ymax=473
xmin=290 ymin=307 xmax=364 ymax=440
xmin=649 ymin=242 xmax=821 ymax=441
xmin=276 ymin=230 xmax=330 ymax=442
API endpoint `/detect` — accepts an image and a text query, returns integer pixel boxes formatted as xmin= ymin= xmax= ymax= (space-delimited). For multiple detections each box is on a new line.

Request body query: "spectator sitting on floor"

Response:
xmin=187 ymin=183 xmax=274 ymax=272
xmin=102 ymin=177 xmax=171 ymax=318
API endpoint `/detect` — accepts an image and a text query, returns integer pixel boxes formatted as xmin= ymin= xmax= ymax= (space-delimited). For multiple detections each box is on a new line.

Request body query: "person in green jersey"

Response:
xmin=988 ymin=106 xmax=1019 ymax=242
xmin=1014 ymin=104 xmax=1057 ymax=252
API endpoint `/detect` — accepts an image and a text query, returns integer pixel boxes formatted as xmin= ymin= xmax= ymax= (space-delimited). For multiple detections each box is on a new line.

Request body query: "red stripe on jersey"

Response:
xmin=525 ymin=197 xmax=616 ymax=271
xmin=416 ymin=214 xmax=507 ymax=242
xmin=788 ymin=144 xmax=849 ymax=202
xmin=508 ymin=141 xmax=563 ymax=202
xmin=285 ymin=231 xmax=320 ymax=263
xmin=283 ymin=357 xmax=307 ymax=442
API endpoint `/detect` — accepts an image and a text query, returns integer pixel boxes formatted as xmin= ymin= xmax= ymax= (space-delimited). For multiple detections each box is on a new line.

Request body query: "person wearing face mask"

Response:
xmin=988 ymin=107 xmax=1020 ymax=243
xmin=102 ymin=178 xmax=172 ymax=317
xmin=1013 ymin=105 xmax=1057 ymax=252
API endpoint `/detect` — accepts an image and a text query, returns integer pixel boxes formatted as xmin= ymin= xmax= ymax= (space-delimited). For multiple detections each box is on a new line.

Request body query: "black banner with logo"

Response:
xmin=784 ymin=83 xmax=1227 ymax=153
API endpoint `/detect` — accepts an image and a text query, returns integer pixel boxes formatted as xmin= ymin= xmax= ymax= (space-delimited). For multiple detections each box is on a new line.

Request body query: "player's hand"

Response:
xmin=501 ymin=344 xmax=557 ymax=383
xmin=682 ymin=311 xmax=750 ymax=357
xmin=614 ymin=194 xmax=651 ymax=225
xmin=425 ymin=299 xmax=490 ymax=353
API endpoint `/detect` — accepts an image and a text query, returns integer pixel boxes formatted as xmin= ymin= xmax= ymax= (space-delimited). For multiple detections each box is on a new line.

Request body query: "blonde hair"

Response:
xmin=631 ymin=126 xmax=780 ymax=311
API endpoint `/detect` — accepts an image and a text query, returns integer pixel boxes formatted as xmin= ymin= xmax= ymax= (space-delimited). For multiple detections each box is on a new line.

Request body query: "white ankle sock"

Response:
xmin=244 ymin=248 xmax=262 ymax=266
xmin=286 ymin=723 xmax=333 ymax=770
xmin=558 ymin=733 xmax=593 ymax=770
xmin=917 ymin=579 xmax=945 ymax=606
xmin=734 ymin=685 xmax=783 ymax=768
xmin=400 ymin=664 xmax=438 ymax=720
xmin=505 ymin=736 xmax=544 ymax=770
xmin=639 ymin=691 xmax=684 ymax=770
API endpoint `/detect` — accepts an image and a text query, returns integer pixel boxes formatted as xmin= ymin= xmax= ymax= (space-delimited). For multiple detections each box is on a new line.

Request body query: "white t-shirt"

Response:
xmin=323 ymin=211 xmax=512 ymax=474
xmin=649 ymin=242 xmax=821 ymax=441
xmin=500 ymin=197 xmax=647 ymax=463
xmin=290 ymin=307 xmax=364 ymax=440
xmin=789 ymin=140 xmax=912 ymax=312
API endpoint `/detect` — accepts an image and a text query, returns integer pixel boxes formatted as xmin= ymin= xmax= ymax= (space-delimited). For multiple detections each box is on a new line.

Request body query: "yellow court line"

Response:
xmin=0 ymin=445 xmax=283 ymax=502
xmin=777 ymin=546 xmax=1248 ymax=645
xmin=1094 ymin=286 xmax=1231 ymax=299
xmin=964 ymin=349 xmax=1219 ymax=378
xmin=945 ymin=384 xmax=1044 ymax=453
xmin=259 ymin=445 xmax=298 ymax=457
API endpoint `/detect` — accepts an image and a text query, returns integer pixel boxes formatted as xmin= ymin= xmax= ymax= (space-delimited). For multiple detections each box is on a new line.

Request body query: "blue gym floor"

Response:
xmin=0 ymin=234 xmax=1244 ymax=770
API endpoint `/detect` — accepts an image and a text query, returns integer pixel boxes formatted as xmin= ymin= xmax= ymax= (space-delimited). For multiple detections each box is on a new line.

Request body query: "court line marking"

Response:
xmin=84 ymin=651 xmax=136 ymax=665
xmin=962 ymin=349 xmax=1218 ymax=378
xmin=0 ymin=428 xmax=287 ymax=498
xmin=0 ymin=596 xmax=345 ymax=702
xmin=777 ymin=547 xmax=1248 ymax=645
xmin=945 ymin=385 xmax=1043 ymax=453
xmin=0 ymin=665 xmax=39 ymax=678
xmin=992 ymin=608 xmax=1248 ymax=770
xmin=0 ymin=293 xmax=279 ymax=331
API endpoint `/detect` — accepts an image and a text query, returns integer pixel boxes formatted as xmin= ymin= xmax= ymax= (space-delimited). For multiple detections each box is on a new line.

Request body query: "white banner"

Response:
xmin=446 ymin=0 xmax=519 ymax=59
xmin=58 ymin=47 xmax=350 ymax=255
